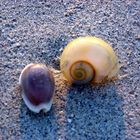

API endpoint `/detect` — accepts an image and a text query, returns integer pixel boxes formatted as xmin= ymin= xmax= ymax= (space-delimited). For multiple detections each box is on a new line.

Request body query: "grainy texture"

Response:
xmin=0 ymin=0 xmax=140 ymax=140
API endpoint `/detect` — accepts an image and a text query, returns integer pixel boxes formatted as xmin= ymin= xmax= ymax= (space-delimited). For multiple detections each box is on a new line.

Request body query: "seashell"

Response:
xmin=60 ymin=36 xmax=119 ymax=84
xmin=19 ymin=63 xmax=55 ymax=113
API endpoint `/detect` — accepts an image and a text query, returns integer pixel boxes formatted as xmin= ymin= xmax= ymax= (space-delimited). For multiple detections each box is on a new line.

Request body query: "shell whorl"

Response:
xmin=70 ymin=61 xmax=95 ymax=84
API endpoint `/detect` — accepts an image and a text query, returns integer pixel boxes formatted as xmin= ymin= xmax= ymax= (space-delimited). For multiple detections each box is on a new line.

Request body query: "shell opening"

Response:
xmin=22 ymin=93 xmax=52 ymax=113
xmin=70 ymin=61 xmax=95 ymax=84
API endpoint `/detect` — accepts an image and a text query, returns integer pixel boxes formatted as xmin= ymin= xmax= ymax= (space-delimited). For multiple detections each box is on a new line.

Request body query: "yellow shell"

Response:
xmin=60 ymin=36 xmax=119 ymax=84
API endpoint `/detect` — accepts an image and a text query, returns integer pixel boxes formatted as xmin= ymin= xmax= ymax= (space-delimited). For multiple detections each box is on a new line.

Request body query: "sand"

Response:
xmin=0 ymin=0 xmax=140 ymax=140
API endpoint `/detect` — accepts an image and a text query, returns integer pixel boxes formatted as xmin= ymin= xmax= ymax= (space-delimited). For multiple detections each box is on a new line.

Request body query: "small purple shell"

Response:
xmin=19 ymin=64 xmax=55 ymax=106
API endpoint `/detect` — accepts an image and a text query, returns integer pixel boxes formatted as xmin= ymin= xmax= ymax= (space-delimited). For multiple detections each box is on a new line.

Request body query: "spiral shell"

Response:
xmin=60 ymin=36 xmax=119 ymax=84
xmin=19 ymin=63 xmax=55 ymax=113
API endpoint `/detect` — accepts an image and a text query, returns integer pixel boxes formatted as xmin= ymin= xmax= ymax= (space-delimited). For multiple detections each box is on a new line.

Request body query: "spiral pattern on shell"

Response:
xmin=70 ymin=61 xmax=95 ymax=84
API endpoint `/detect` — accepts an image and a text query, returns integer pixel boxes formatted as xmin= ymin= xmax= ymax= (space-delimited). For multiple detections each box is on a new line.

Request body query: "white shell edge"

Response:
xmin=19 ymin=63 xmax=53 ymax=113
xmin=22 ymin=93 xmax=52 ymax=113
xmin=19 ymin=63 xmax=34 ymax=84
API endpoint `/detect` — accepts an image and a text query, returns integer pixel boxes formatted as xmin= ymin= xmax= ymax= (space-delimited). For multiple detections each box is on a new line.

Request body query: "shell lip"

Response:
xmin=22 ymin=93 xmax=53 ymax=113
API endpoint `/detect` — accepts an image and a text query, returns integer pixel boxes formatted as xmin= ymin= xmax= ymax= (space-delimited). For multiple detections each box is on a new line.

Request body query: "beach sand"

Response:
xmin=0 ymin=0 xmax=140 ymax=139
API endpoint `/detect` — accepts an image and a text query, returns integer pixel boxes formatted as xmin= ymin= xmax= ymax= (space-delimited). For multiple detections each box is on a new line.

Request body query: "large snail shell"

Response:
xmin=19 ymin=64 xmax=55 ymax=113
xmin=60 ymin=36 xmax=119 ymax=84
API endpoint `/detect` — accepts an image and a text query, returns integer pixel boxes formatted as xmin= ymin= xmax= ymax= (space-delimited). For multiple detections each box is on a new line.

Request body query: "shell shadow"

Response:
xmin=63 ymin=82 xmax=126 ymax=139
xmin=19 ymin=101 xmax=59 ymax=140
xmin=19 ymin=80 xmax=126 ymax=140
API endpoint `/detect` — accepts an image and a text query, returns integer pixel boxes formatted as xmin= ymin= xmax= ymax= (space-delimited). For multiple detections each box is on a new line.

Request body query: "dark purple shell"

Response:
xmin=20 ymin=64 xmax=55 ymax=105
